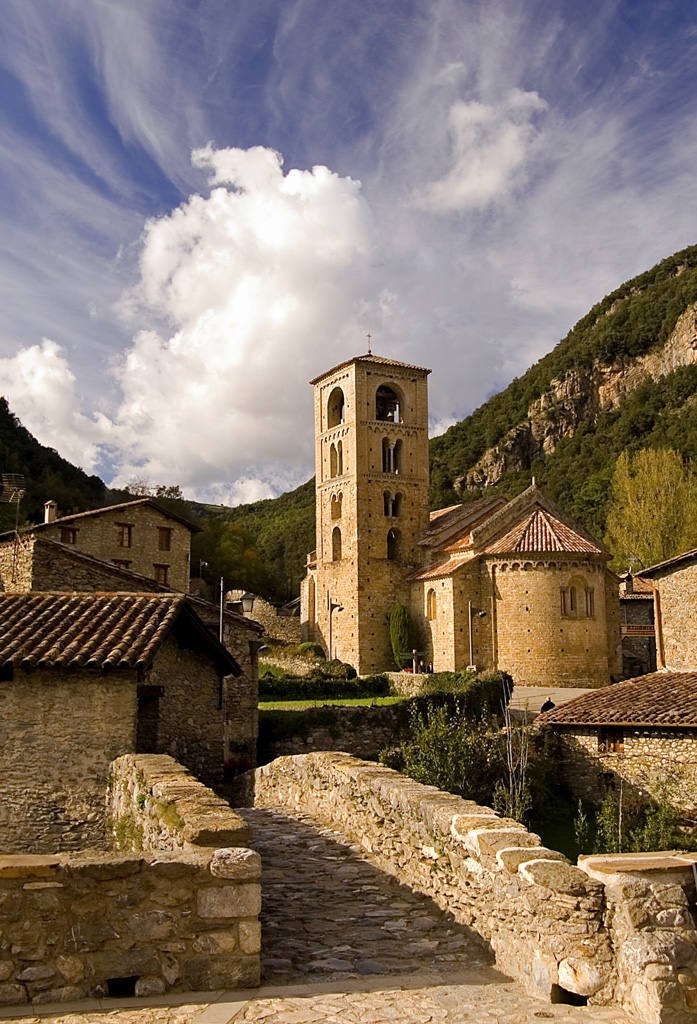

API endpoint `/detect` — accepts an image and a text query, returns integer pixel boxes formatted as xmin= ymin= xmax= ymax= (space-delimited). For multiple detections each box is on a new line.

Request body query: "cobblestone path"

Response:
xmin=244 ymin=804 xmax=494 ymax=983
xmin=1 ymin=803 xmax=631 ymax=1024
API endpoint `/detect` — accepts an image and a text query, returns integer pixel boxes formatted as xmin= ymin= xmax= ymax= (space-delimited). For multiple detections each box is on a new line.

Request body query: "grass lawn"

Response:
xmin=259 ymin=696 xmax=407 ymax=710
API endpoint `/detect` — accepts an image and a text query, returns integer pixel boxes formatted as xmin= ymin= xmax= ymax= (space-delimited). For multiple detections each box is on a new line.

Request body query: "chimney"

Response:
xmin=44 ymin=500 xmax=58 ymax=524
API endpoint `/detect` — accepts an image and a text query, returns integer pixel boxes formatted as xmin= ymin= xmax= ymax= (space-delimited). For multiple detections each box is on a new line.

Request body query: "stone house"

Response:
xmin=300 ymin=352 xmax=621 ymax=685
xmin=0 ymin=497 xmax=198 ymax=593
xmin=0 ymin=535 xmax=263 ymax=782
xmin=0 ymin=591 xmax=241 ymax=854
xmin=619 ymin=573 xmax=656 ymax=678
xmin=635 ymin=549 xmax=697 ymax=671
xmin=541 ymin=671 xmax=697 ymax=814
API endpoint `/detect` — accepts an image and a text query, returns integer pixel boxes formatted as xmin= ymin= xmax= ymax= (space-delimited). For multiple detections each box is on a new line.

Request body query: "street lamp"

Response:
xmin=468 ymin=601 xmax=486 ymax=670
xmin=327 ymin=591 xmax=343 ymax=661
xmin=240 ymin=591 xmax=255 ymax=615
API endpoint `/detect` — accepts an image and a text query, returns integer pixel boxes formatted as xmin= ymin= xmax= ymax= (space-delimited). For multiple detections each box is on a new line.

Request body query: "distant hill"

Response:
xmin=5 ymin=243 xmax=697 ymax=599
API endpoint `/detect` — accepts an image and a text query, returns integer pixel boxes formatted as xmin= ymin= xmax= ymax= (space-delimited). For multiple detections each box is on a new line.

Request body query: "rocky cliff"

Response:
xmin=461 ymin=302 xmax=697 ymax=491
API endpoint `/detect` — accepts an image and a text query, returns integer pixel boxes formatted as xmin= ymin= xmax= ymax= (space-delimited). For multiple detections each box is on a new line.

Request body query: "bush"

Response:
xmin=419 ymin=670 xmax=513 ymax=719
xmin=259 ymin=669 xmax=388 ymax=700
xmin=294 ymin=641 xmax=326 ymax=659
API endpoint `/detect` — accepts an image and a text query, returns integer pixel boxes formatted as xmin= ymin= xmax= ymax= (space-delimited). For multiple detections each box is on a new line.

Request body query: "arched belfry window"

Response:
xmin=382 ymin=438 xmax=401 ymax=474
xmin=327 ymin=387 xmax=345 ymax=428
xmin=383 ymin=491 xmax=403 ymax=517
xmin=426 ymin=588 xmax=437 ymax=620
xmin=393 ymin=492 xmax=403 ymax=516
xmin=376 ymin=385 xmax=402 ymax=422
xmin=332 ymin=526 xmax=342 ymax=561
xmin=331 ymin=493 xmax=343 ymax=520
xmin=386 ymin=528 xmax=401 ymax=561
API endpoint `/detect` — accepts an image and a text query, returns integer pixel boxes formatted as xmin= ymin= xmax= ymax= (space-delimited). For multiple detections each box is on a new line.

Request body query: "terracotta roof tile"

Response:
xmin=485 ymin=509 xmax=602 ymax=555
xmin=0 ymin=592 xmax=213 ymax=671
xmin=411 ymin=553 xmax=475 ymax=580
xmin=542 ymin=671 xmax=697 ymax=727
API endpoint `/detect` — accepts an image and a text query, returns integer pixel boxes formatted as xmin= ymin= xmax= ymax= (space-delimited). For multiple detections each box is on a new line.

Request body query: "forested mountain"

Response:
xmin=4 ymin=243 xmax=697 ymax=599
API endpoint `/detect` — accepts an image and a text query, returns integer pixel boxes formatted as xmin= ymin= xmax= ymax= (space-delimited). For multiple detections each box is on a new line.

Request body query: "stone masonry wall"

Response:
xmin=0 ymin=534 xmax=34 ymax=592
xmin=109 ymin=754 xmax=252 ymax=852
xmin=0 ymin=670 xmax=136 ymax=853
xmin=243 ymin=597 xmax=301 ymax=644
xmin=256 ymin=752 xmax=614 ymax=1002
xmin=554 ymin=727 xmax=697 ymax=815
xmin=0 ymin=754 xmax=261 ymax=1006
xmin=652 ymin=561 xmax=697 ymax=671
xmin=41 ymin=504 xmax=192 ymax=593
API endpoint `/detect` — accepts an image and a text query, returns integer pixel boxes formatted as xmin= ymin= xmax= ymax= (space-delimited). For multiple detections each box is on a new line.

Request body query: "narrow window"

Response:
xmin=569 ymin=586 xmax=576 ymax=614
xmin=153 ymin=563 xmax=169 ymax=585
xmin=393 ymin=439 xmax=402 ymax=474
xmin=393 ymin=492 xmax=403 ymax=516
xmin=337 ymin=439 xmax=343 ymax=475
xmin=387 ymin=528 xmax=400 ymax=561
xmin=60 ymin=527 xmax=77 ymax=545
xmin=117 ymin=522 xmax=133 ymax=548
xmin=382 ymin=438 xmax=392 ymax=473
xmin=330 ymin=443 xmax=338 ymax=478
xmin=331 ymin=493 xmax=342 ymax=520
xmin=585 ymin=588 xmax=595 ymax=617
xmin=158 ymin=526 xmax=172 ymax=552
xmin=560 ymin=588 xmax=567 ymax=616
xmin=384 ymin=491 xmax=392 ymax=516
xmin=426 ymin=588 xmax=437 ymax=620
xmin=332 ymin=527 xmax=342 ymax=562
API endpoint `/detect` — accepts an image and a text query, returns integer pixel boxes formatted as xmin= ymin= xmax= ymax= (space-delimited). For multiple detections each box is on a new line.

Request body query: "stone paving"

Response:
xmin=0 ymin=802 xmax=631 ymax=1024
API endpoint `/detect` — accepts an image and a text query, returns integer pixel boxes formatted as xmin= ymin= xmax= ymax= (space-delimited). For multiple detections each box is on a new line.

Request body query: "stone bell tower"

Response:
xmin=300 ymin=353 xmax=430 ymax=673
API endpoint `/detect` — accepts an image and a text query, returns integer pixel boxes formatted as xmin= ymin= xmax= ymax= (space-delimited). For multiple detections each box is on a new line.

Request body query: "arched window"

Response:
xmin=330 ymin=443 xmax=338 ymax=478
xmin=337 ymin=439 xmax=343 ymax=475
xmin=393 ymin=440 xmax=402 ymax=474
xmin=376 ymin=385 xmax=402 ymax=422
xmin=426 ymin=588 xmax=437 ymax=620
xmin=386 ymin=528 xmax=400 ymax=561
xmin=383 ymin=491 xmax=392 ymax=516
xmin=393 ymin=492 xmax=403 ymax=516
xmin=327 ymin=387 xmax=345 ymax=428
xmin=561 ymin=577 xmax=589 ymax=618
xmin=332 ymin=527 xmax=342 ymax=561
xmin=331 ymin=493 xmax=343 ymax=520
xmin=382 ymin=438 xmax=401 ymax=474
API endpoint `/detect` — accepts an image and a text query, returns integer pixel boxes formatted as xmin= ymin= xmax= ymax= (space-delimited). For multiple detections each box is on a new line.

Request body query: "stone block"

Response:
xmin=33 ymin=985 xmax=85 ymax=1004
xmin=56 ymin=955 xmax=84 ymax=984
xmin=210 ymin=848 xmax=261 ymax=881
xmin=496 ymin=846 xmax=567 ymax=873
xmin=86 ymin=949 xmax=159 ymax=980
xmin=134 ymin=975 xmax=166 ymax=997
xmin=192 ymin=929 xmax=238 ymax=954
xmin=239 ymin=919 xmax=261 ymax=954
xmin=16 ymin=965 xmax=54 ymax=982
xmin=0 ymin=961 xmax=12 ymax=982
xmin=66 ymin=920 xmax=119 ymax=952
xmin=519 ymin=859 xmax=598 ymax=896
xmin=558 ymin=956 xmax=611 ymax=996
xmin=181 ymin=955 xmax=260 ymax=991
xmin=197 ymin=883 xmax=261 ymax=919
xmin=0 ymin=983 xmax=25 ymax=1004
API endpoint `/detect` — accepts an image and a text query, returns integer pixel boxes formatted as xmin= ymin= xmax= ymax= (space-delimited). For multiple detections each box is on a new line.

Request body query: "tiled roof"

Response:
xmin=0 ymin=592 xmax=239 ymax=672
xmin=422 ymin=496 xmax=506 ymax=549
xmin=310 ymin=353 xmax=430 ymax=384
xmin=411 ymin=553 xmax=475 ymax=580
xmin=542 ymin=672 xmax=697 ymax=728
xmin=636 ymin=548 xmax=697 ymax=578
xmin=485 ymin=508 xmax=602 ymax=555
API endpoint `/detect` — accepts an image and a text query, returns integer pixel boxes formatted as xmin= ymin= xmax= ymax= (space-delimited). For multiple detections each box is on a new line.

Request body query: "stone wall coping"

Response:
xmin=580 ymin=852 xmax=697 ymax=888
xmin=111 ymin=753 xmax=251 ymax=847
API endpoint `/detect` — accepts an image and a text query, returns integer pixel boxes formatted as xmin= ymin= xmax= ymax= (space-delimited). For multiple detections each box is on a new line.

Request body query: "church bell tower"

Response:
xmin=300 ymin=352 xmax=431 ymax=673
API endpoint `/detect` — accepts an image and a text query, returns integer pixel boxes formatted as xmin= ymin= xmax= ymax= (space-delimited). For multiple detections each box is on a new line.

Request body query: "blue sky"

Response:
xmin=1 ymin=0 xmax=696 ymax=502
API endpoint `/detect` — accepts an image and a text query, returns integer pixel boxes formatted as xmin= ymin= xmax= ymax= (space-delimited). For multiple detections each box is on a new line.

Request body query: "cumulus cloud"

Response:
xmin=416 ymin=89 xmax=548 ymax=212
xmin=111 ymin=144 xmax=376 ymax=496
xmin=0 ymin=341 xmax=111 ymax=472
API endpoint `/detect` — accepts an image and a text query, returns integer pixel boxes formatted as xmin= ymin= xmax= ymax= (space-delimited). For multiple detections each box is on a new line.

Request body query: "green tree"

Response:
xmin=389 ymin=602 xmax=412 ymax=669
xmin=604 ymin=448 xmax=697 ymax=569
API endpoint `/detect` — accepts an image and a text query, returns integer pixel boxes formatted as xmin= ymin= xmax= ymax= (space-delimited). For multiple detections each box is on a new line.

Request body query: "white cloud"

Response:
xmin=0 ymin=340 xmax=111 ymax=472
xmin=110 ymin=145 xmax=376 ymax=497
xmin=416 ymin=89 xmax=548 ymax=212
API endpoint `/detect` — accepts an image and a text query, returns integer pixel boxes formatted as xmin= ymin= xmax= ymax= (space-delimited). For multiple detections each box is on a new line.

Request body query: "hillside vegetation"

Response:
xmin=3 ymin=244 xmax=697 ymax=600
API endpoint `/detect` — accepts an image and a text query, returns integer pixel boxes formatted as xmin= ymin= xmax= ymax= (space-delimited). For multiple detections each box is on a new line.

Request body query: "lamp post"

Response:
xmin=468 ymin=601 xmax=486 ymax=670
xmin=327 ymin=591 xmax=343 ymax=660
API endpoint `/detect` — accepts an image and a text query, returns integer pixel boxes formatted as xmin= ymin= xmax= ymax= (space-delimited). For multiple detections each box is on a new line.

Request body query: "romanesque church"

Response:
xmin=300 ymin=353 xmax=621 ymax=687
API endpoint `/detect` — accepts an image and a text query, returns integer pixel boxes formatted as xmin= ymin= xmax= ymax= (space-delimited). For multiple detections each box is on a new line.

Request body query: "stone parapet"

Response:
xmin=109 ymin=754 xmax=251 ymax=851
xmin=0 ymin=846 xmax=260 ymax=1005
xmin=580 ymin=852 xmax=697 ymax=1024
xmin=255 ymin=752 xmax=614 ymax=1003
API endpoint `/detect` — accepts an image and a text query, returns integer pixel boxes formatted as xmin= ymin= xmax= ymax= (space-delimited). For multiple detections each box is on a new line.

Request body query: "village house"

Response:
xmin=300 ymin=352 xmax=622 ymax=686
xmin=0 ymin=591 xmax=241 ymax=854
xmin=541 ymin=672 xmax=697 ymax=815
xmin=634 ymin=548 xmax=697 ymax=671
xmin=0 ymin=497 xmax=198 ymax=593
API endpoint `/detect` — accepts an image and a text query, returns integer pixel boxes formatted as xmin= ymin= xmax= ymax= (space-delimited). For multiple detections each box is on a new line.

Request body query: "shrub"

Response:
xmin=294 ymin=641 xmax=326 ymax=659
xmin=259 ymin=669 xmax=388 ymax=700
xmin=389 ymin=602 xmax=412 ymax=669
xmin=418 ymin=670 xmax=512 ymax=719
